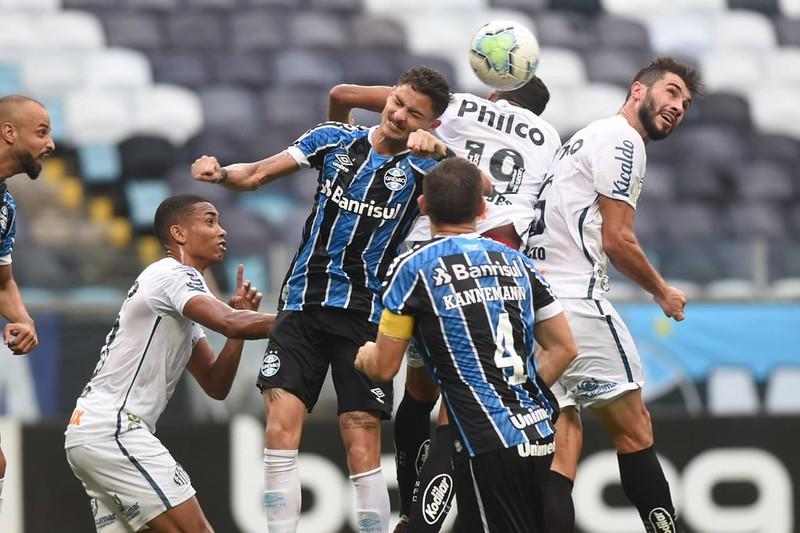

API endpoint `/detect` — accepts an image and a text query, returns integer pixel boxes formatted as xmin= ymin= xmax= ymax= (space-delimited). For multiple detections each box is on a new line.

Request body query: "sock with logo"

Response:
xmin=351 ymin=466 xmax=391 ymax=533
xmin=394 ymin=388 xmax=437 ymax=519
xmin=407 ymin=424 xmax=456 ymax=533
xmin=618 ymin=446 xmax=678 ymax=533
xmin=264 ymin=449 xmax=301 ymax=533
xmin=545 ymin=470 xmax=575 ymax=533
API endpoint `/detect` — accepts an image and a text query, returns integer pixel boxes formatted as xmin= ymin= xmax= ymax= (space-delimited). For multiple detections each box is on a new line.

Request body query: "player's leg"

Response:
xmin=329 ymin=310 xmax=393 ymax=533
xmin=257 ymin=311 xmax=326 ymax=533
xmin=589 ymin=389 xmax=678 ymax=533
xmin=144 ymin=496 xmax=212 ymax=532
xmin=0 ymin=443 xmax=5 ymax=516
xmin=546 ymin=405 xmax=581 ymax=533
xmin=394 ymin=357 xmax=439 ymax=528
xmin=406 ymin=405 xmax=455 ymax=533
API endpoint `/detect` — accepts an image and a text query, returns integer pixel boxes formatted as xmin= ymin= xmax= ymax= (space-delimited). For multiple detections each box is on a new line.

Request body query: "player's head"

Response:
xmin=420 ymin=158 xmax=485 ymax=226
xmin=491 ymin=76 xmax=550 ymax=115
xmin=154 ymin=194 xmax=227 ymax=267
xmin=381 ymin=66 xmax=452 ymax=143
xmin=0 ymin=95 xmax=54 ymax=180
xmin=624 ymin=57 xmax=702 ymax=141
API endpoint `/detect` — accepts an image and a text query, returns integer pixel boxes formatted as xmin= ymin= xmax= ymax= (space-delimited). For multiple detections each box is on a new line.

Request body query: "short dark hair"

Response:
xmin=396 ymin=66 xmax=452 ymax=117
xmin=629 ymin=56 xmax=703 ymax=99
xmin=153 ymin=194 xmax=211 ymax=247
xmin=423 ymin=158 xmax=483 ymax=225
xmin=495 ymin=76 xmax=550 ymax=115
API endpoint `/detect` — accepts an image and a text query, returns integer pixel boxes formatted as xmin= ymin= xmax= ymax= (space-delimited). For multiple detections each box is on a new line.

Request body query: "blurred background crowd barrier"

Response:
xmin=1 ymin=0 xmax=798 ymax=531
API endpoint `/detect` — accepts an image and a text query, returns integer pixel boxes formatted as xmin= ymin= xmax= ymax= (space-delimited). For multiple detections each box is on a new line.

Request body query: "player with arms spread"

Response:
xmin=191 ymin=66 xmax=452 ymax=533
xmin=329 ymin=76 xmax=561 ymax=531
xmin=0 ymin=94 xmax=54 ymax=516
xmin=355 ymin=157 xmax=576 ymax=533
xmin=65 ymin=195 xmax=275 ymax=532
xmin=526 ymin=57 xmax=702 ymax=533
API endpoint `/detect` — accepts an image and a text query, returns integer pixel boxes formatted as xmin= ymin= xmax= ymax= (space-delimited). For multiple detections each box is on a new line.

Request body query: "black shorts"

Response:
xmin=452 ymin=437 xmax=554 ymax=533
xmin=256 ymin=308 xmax=393 ymax=419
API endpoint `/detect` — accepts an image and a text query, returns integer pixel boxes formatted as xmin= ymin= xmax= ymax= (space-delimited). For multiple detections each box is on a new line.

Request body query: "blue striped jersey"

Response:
xmin=281 ymin=122 xmax=441 ymax=323
xmin=382 ymin=234 xmax=563 ymax=457
xmin=0 ymin=182 xmax=18 ymax=261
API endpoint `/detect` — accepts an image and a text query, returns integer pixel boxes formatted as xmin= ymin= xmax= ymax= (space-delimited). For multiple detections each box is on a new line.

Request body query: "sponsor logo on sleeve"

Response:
xmin=611 ymin=139 xmax=636 ymax=199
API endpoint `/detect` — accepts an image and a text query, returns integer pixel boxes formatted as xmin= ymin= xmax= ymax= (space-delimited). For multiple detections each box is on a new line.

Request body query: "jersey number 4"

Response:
xmin=493 ymin=313 xmax=526 ymax=385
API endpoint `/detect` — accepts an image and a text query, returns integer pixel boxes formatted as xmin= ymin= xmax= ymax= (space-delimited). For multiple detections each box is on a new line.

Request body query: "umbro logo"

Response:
xmin=332 ymin=153 xmax=354 ymax=173
xmin=370 ymin=387 xmax=385 ymax=404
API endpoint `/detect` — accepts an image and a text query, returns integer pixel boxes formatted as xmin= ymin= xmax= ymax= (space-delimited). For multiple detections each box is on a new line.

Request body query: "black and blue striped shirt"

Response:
xmin=281 ymin=122 xmax=440 ymax=322
xmin=382 ymin=234 xmax=562 ymax=457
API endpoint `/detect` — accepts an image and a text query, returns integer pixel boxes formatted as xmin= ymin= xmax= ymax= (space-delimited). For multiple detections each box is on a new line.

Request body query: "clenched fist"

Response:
xmin=191 ymin=155 xmax=224 ymax=184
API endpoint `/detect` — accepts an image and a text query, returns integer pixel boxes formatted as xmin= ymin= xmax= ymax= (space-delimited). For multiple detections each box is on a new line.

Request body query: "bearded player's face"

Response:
xmin=637 ymin=73 xmax=691 ymax=141
xmin=8 ymin=102 xmax=55 ymax=179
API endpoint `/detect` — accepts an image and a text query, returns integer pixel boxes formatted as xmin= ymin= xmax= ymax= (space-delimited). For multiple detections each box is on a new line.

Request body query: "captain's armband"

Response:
xmin=379 ymin=309 xmax=415 ymax=340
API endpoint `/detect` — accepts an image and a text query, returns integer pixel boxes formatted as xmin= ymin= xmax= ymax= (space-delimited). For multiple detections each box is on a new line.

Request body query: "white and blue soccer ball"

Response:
xmin=468 ymin=20 xmax=540 ymax=91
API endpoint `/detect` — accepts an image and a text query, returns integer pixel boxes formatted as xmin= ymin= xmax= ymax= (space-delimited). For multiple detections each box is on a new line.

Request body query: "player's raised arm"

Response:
xmin=328 ymin=84 xmax=392 ymax=123
xmin=187 ymin=264 xmax=268 ymax=400
xmin=598 ymin=196 xmax=686 ymax=321
xmin=191 ymin=151 xmax=299 ymax=192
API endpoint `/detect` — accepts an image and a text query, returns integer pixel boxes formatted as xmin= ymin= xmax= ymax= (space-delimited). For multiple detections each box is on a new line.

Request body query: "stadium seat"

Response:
xmin=695 ymin=91 xmax=751 ymax=127
xmin=562 ymin=83 xmax=628 ymax=133
xmin=167 ymin=163 xmax=237 ymax=207
xmin=100 ymin=12 xmax=165 ymax=51
xmin=395 ymin=53 xmax=457 ymax=92
xmin=78 ymin=143 xmax=122 ymax=184
xmin=343 ymin=50 xmax=403 ymax=86
xmin=714 ymin=240 xmax=760 ymax=280
xmin=210 ymin=52 xmax=273 ymax=88
xmin=535 ymin=47 xmax=587 ymax=87
xmin=706 ymin=367 xmax=760 ymax=415
xmin=213 ymin=206 xmax=273 ymax=252
xmin=592 ymin=14 xmax=650 ymax=51
xmin=85 ymin=49 xmax=153 ymax=90
xmin=184 ymin=0 xmax=237 ymax=8
xmin=273 ymin=50 xmax=344 ymax=88
xmin=658 ymin=241 xmax=722 ymax=284
xmin=700 ymin=48 xmax=763 ymax=96
xmin=769 ymin=277 xmax=800 ymax=298
xmin=0 ymin=0 xmax=60 ymax=8
xmin=20 ymin=51 xmax=85 ymax=96
xmin=549 ymin=0 xmax=602 ymax=13
xmin=229 ymin=10 xmax=287 ymax=52
xmin=0 ymin=64 xmax=22 ymax=95
xmin=774 ymin=14 xmax=800 ymax=45
xmin=765 ymin=368 xmax=800 ymax=413
xmin=119 ymin=0 xmax=178 ymax=10
xmin=531 ymin=11 xmax=592 ymax=51
xmin=119 ymin=135 xmax=175 ymax=180
xmin=351 ymin=15 xmax=407 ymax=50
xmin=0 ymin=12 xmax=38 ymax=49
xmin=602 ymin=0 xmax=724 ymax=23
xmin=763 ymin=46 xmax=800 ymax=84
xmin=289 ymin=13 xmax=350 ymax=50
xmin=150 ymin=51 xmax=212 ymax=87
xmin=65 ymin=89 xmax=132 ymax=145
xmin=638 ymin=164 xmax=675 ymax=202
xmin=583 ymin=49 xmax=648 ymax=87
xmin=778 ymin=0 xmax=800 ymax=16
xmin=198 ymin=85 xmax=264 ymax=138
xmin=305 ymin=0 xmax=363 ymax=13
xmin=39 ymin=11 xmax=106 ymax=50
xmin=747 ymin=86 xmax=800 ymax=139
xmin=262 ymin=86 xmax=327 ymax=127
xmin=167 ymin=13 xmax=225 ymax=51
xmin=243 ymin=0 xmax=296 ymax=7
xmin=124 ymin=180 xmax=171 ymax=228
xmin=729 ymin=0 xmax=781 ymax=13
xmin=489 ymin=0 xmax=548 ymax=11
xmin=65 ymin=286 xmax=126 ymax=304
xmin=725 ymin=202 xmax=787 ymax=239
xmin=62 ymin=0 xmax=115 ymax=6
xmin=750 ymin=133 xmax=800 ymax=167
xmin=661 ymin=203 xmax=722 ymax=241
xmin=239 ymin=191 xmax=299 ymax=226
xmin=709 ymin=10 xmax=777 ymax=49
xmin=705 ymin=279 xmax=759 ymax=299
xmin=647 ymin=12 xmax=713 ymax=60
xmin=669 ymin=124 xmax=749 ymax=169
xmin=731 ymin=159 xmax=794 ymax=201
xmin=131 ymin=85 xmax=204 ymax=146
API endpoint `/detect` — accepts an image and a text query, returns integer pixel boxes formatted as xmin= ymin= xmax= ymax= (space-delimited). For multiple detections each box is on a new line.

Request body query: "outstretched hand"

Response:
xmin=191 ymin=155 xmax=224 ymax=184
xmin=228 ymin=264 xmax=262 ymax=311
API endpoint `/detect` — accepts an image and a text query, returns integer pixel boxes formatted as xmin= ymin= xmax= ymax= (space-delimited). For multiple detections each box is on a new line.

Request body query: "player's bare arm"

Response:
xmin=182 ymin=285 xmax=275 ymax=341
xmin=356 ymin=309 xmax=415 ymax=382
xmin=532 ymin=312 xmax=577 ymax=386
xmin=0 ymin=264 xmax=37 ymax=354
xmin=599 ymin=195 xmax=686 ymax=321
xmin=328 ymin=84 xmax=392 ymax=123
xmin=191 ymin=151 xmax=299 ymax=191
xmin=187 ymin=264 xmax=265 ymax=399
xmin=407 ymin=129 xmax=448 ymax=160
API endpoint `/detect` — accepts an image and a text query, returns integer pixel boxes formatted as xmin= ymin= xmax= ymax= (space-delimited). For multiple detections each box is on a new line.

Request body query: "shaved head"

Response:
xmin=0 ymin=95 xmax=46 ymax=122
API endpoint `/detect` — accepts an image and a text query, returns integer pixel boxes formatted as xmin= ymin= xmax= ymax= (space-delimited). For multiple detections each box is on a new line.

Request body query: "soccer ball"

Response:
xmin=468 ymin=20 xmax=540 ymax=91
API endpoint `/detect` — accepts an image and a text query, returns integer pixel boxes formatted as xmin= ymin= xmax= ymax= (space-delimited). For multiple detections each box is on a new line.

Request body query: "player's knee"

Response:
xmin=345 ymin=441 xmax=380 ymax=473
xmin=265 ymin=420 xmax=299 ymax=450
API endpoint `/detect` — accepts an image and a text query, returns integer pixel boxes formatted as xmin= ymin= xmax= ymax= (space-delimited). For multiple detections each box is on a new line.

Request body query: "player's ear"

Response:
xmin=428 ymin=118 xmax=441 ymax=131
xmin=169 ymin=224 xmax=187 ymax=245
xmin=0 ymin=122 xmax=16 ymax=144
xmin=417 ymin=195 xmax=429 ymax=215
xmin=629 ymin=81 xmax=647 ymax=102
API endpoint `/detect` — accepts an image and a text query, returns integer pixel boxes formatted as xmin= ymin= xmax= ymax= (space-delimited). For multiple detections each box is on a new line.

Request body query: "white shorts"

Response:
xmin=551 ymin=298 xmax=644 ymax=409
xmin=65 ymin=429 xmax=196 ymax=532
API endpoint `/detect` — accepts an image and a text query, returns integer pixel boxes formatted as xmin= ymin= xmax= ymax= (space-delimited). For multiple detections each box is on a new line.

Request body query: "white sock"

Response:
xmin=264 ymin=449 xmax=300 ymax=533
xmin=0 ymin=477 xmax=4 ymax=516
xmin=350 ymin=467 xmax=390 ymax=533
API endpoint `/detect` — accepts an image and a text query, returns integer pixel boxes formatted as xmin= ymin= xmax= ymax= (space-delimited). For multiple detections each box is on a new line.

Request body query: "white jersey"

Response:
xmin=65 ymin=257 xmax=208 ymax=448
xmin=406 ymin=92 xmax=561 ymax=243
xmin=526 ymin=115 xmax=646 ymax=299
